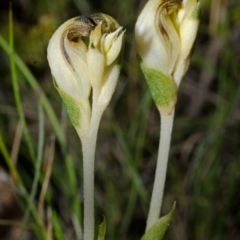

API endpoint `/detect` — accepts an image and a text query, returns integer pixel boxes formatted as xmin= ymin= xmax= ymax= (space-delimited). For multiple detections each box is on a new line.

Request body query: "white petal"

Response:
xmin=105 ymin=29 xmax=125 ymax=66
xmin=103 ymin=27 xmax=122 ymax=54
xmin=90 ymin=23 xmax=102 ymax=49
xmin=87 ymin=45 xmax=105 ymax=90
xmin=47 ymin=18 xmax=91 ymax=101
xmin=174 ymin=0 xmax=200 ymax=84
xmin=98 ymin=64 xmax=120 ymax=107
xmin=135 ymin=0 xmax=180 ymax=75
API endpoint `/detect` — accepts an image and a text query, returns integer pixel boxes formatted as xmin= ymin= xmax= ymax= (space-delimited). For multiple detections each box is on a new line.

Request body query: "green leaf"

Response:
xmin=141 ymin=202 xmax=176 ymax=240
xmin=97 ymin=216 xmax=106 ymax=240
xmin=139 ymin=61 xmax=177 ymax=108
xmin=53 ymin=76 xmax=81 ymax=127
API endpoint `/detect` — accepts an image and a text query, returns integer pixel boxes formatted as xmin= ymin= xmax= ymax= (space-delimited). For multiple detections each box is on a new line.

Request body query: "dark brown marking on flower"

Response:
xmin=59 ymin=13 xmax=119 ymax=72
xmin=67 ymin=19 xmax=95 ymax=42
xmin=164 ymin=0 xmax=181 ymax=14
xmin=61 ymin=32 xmax=75 ymax=72
xmin=90 ymin=13 xmax=118 ymax=33
xmin=158 ymin=11 xmax=170 ymax=40
xmin=60 ymin=16 xmax=97 ymax=72
xmin=87 ymin=15 xmax=101 ymax=26
xmin=158 ymin=0 xmax=181 ymax=39
xmin=89 ymin=13 xmax=104 ymax=25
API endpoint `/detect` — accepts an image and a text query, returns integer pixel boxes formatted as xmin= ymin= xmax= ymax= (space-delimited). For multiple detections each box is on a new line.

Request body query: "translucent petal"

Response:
xmin=102 ymin=27 xmax=122 ymax=54
xmin=98 ymin=64 xmax=121 ymax=107
xmin=105 ymin=29 xmax=125 ymax=66
xmin=87 ymin=46 xmax=105 ymax=90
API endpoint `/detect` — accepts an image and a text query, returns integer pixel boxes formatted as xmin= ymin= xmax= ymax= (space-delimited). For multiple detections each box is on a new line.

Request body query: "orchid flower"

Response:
xmin=47 ymin=13 xmax=125 ymax=240
xmin=135 ymin=0 xmax=200 ymax=234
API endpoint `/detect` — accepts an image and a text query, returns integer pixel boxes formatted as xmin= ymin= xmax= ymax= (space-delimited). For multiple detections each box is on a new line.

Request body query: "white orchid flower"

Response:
xmin=47 ymin=14 xmax=125 ymax=134
xmin=47 ymin=15 xmax=125 ymax=240
xmin=135 ymin=0 xmax=200 ymax=114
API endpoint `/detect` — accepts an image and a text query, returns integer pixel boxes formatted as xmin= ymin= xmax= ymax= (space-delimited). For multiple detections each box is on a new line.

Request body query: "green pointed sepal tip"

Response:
xmin=192 ymin=1 xmax=201 ymax=20
xmin=141 ymin=202 xmax=176 ymax=240
xmin=97 ymin=216 xmax=106 ymax=240
xmin=138 ymin=56 xmax=177 ymax=114
xmin=52 ymin=76 xmax=81 ymax=127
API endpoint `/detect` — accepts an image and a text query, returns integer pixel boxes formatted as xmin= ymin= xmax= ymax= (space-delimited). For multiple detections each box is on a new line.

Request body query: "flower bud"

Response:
xmin=135 ymin=0 xmax=200 ymax=114
xmin=47 ymin=14 xmax=125 ymax=130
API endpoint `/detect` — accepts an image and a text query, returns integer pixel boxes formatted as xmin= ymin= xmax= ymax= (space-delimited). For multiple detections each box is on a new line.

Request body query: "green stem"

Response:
xmin=145 ymin=112 xmax=174 ymax=231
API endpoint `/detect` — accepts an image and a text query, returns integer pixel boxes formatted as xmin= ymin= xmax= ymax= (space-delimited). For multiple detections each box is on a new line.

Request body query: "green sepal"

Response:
xmin=139 ymin=59 xmax=177 ymax=108
xmin=97 ymin=216 xmax=106 ymax=240
xmin=191 ymin=1 xmax=201 ymax=19
xmin=52 ymin=76 xmax=81 ymax=127
xmin=141 ymin=202 xmax=176 ymax=240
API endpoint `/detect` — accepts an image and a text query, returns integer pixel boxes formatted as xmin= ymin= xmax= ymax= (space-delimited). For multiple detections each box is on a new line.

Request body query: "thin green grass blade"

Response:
xmin=21 ymin=103 xmax=45 ymax=235
xmin=111 ymin=117 xmax=148 ymax=202
xmin=8 ymin=4 xmax=36 ymax=163
xmin=0 ymin=32 xmax=82 ymax=230
xmin=0 ymin=34 xmax=65 ymax=147
xmin=120 ymin=91 xmax=152 ymax=235
xmin=52 ymin=210 xmax=64 ymax=240
xmin=8 ymin=10 xmax=47 ymax=239
xmin=0 ymin=133 xmax=46 ymax=239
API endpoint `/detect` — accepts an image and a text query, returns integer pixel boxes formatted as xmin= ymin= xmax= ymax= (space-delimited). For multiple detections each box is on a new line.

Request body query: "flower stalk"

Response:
xmin=79 ymin=110 xmax=102 ymax=240
xmin=146 ymin=113 xmax=175 ymax=231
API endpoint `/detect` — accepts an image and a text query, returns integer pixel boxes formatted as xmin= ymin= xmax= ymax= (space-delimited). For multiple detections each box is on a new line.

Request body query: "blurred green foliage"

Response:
xmin=0 ymin=0 xmax=240 ymax=239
